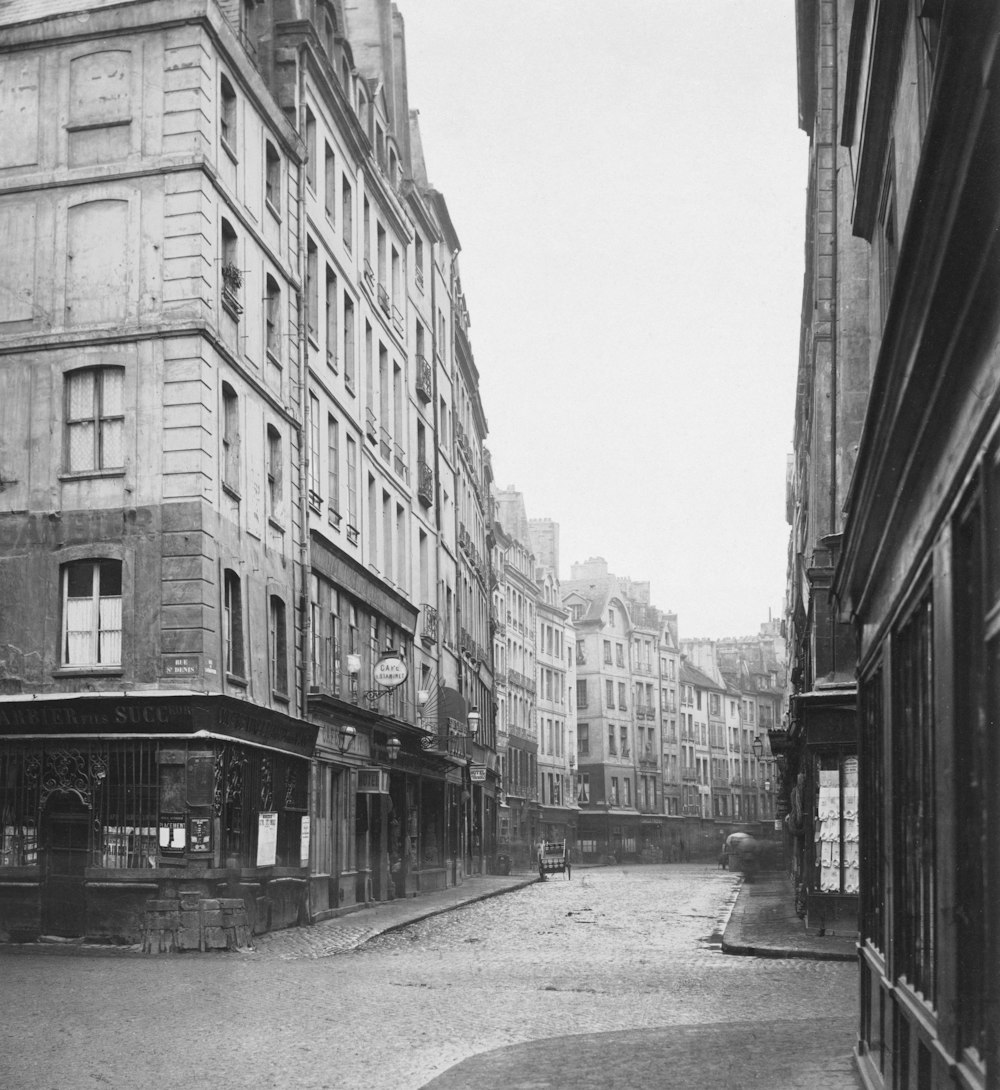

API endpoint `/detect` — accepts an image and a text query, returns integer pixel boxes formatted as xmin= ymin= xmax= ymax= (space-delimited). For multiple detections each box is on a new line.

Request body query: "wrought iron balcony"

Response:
xmin=416 ymin=355 xmax=432 ymax=402
xmin=417 ymin=459 xmax=433 ymax=507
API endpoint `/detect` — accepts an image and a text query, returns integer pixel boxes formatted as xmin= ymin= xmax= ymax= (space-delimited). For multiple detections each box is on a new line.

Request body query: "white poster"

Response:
xmin=299 ymin=816 xmax=311 ymax=868
xmin=257 ymin=811 xmax=278 ymax=866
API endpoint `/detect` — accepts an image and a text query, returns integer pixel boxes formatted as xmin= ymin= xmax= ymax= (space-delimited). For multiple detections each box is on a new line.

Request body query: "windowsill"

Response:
xmin=326 ymin=353 xmax=338 ymax=373
xmin=66 ymin=117 xmax=132 ymax=133
xmin=265 ymin=197 xmax=281 ymax=222
xmin=53 ymin=666 xmax=123 ymax=677
xmin=268 ymin=516 xmax=286 ymax=534
xmin=222 ymin=483 xmax=241 ymax=502
xmin=221 ymin=136 xmax=238 ymax=164
xmin=344 ymin=376 xmax=355 ymax=397
xmin=226 ymin=673 xmax=248 ymax=688
xmin=266 ymin=347 xmax=282 ymax=369
xmin=272 ymin=690 xmax=290 ymax=705
xmin=59 ymin=468 xmax=125 ymax=482
xmin=307 ymin=332 xmax=320 ymax=350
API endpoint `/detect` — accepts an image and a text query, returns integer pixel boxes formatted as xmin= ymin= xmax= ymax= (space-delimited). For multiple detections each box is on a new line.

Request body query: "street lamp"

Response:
xmin=467 ymin=706 xmax=481 ymax=735
xmin=752 ymin=735 xmax=764 ymax=760
xmin=386 ymin=736 xmax=401 ymax=761
xmin=338 ymin=724 xmax=357 ymax=753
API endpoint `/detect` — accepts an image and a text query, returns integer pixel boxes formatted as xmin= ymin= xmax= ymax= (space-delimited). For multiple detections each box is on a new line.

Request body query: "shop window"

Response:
xmin=61 ymin=559 xmax=122 ymax=668
xmin=65 ymin=366 xmax=124 ymax=473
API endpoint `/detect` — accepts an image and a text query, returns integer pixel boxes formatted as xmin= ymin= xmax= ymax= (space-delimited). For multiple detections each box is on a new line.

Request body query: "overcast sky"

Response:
xmin=400 ymin=1 xmax=807 ymax=639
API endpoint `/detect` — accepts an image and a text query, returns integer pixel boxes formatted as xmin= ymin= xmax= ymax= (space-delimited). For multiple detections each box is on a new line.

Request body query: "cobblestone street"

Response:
xmin=0 ymin=866 xmax=859 ymax=1089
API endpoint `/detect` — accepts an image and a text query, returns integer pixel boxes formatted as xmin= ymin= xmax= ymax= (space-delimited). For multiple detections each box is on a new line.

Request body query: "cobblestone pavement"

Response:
xmin=0 ymin=865 xmax=860 ymax=1090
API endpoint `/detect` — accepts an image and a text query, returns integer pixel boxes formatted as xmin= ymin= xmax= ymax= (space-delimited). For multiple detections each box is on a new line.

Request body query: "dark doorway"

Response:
xmin=41 ymin=792 xmax=91 ymax=937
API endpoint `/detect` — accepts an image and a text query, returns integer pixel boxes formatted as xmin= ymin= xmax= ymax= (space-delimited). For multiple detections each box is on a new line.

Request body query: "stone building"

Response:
xmin=0 ymin=0 xmax=499 ymax=943
xmin=783 ymin=0 xmax=871 ymax=941
xmin=827 ymin=3 xmax=999 ymax=1088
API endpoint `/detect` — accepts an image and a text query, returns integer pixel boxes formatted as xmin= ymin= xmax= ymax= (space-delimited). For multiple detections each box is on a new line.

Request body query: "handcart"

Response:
xmin=537 ymin=839 xmax=571 ymax=880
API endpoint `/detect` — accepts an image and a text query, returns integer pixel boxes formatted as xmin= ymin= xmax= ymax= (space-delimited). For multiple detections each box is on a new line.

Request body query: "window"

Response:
xmin=265 ymin=140 xmax=280 ymax=211
xmin=61 ymin=559 xmax=122 ymax=667
xmin=221 ymin=382 xmax=240 ymax=493
xmin=877 ymin=158 xmax=898 ymax=325
xmin=325 ymin=266 xmax=337 ymax=368
xmin=605 ymin=680 xmax=614 ymax=709
xmin=266 ymin=424 xmax=281 ymax=518
xmin=414 ymin=233 xmax=424 ymax=291
xmin=620 ymin=725 xmax=628 ymax=756
xmin=610 ymin=777 xmax=619 ymax=805
xmin=219 ymin=75 xmax=236 ymax=150
xmin=223 ymin=569 xmax=245 ymax=677
xmin=576 ymin=774 xmax=589 ymax=804
xmin=306 ymin=237 xmax=318 ymax=341
xmin=608 ymin=724 xmax=616 ymax=754
xmin=346 ymin=435 xmax=358 ymax=530
xmin=343 ymin=292 xmax=355 ymax=388
xmin=308 ymin=393 xmax=321 ymax=504
xmin=304 ymin=106 xmax=316 ymax=189
xmin=341 ymin=176 xmax=353 ymax=251
xmin=616 ymin=644 xmax=624 ymax=667
xmin=327 ymin=414 xmax=340 ymax=523
xmin=65 ymin=367 xmax=124 ymax=472
xmin=220 ymin=219 xmax=242 ymax=318
xmin=608 ymin=608 xmax=616 ymax=629
xmin=578 ymin=723 xmax=589 ymax=757
xmin=618 ymin=682 xmax=626 ymax=709
xmin=324 ymin=142 xmax=335 ymax=219
xmin=270 ymin=595 xmax=288 ymax=695
xmin=265 ymin=274 xmax=281 ymax=360
xmin=603 ymin=640 xmax=612 ymax=664
xmin=623 ymin=778 xmax=631 ymax=807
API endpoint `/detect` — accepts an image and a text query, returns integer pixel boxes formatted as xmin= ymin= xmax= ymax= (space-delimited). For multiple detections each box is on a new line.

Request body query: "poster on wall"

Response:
xmin=257 ymin=811 xmax=277 ymax=866
xmin=299 ymin=816 xmax=310 ymax=868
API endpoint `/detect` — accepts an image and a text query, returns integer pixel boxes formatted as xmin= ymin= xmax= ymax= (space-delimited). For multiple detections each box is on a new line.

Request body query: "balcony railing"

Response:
xmin=391 ymin=304 xmax=404 ymax=336
xmin=377 ymin=284 xmax=390 ymax=314
xmin=417 ymin=459 xmax=433 ymax=506
xmin=365 ymin=408 xmax=377 ymax=444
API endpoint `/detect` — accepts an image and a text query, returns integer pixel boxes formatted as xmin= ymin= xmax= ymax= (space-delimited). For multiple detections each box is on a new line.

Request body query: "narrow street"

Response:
xmin=0 ymin=866 xmax=859 ymax=1089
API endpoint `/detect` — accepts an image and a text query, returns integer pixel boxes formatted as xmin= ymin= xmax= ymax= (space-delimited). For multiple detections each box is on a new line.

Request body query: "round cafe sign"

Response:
xmin=372 ymin=653 xmax=408 ymax=689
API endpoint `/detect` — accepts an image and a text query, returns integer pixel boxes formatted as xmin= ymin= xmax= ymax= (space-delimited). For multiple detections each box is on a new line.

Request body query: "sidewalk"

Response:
xmin=0 ymin=871 xmax=539 ymax=959
xmin=251 ymin=871 xmax=538 ymax=959
xmin=722 ymin=871 xmax=857 ymax=961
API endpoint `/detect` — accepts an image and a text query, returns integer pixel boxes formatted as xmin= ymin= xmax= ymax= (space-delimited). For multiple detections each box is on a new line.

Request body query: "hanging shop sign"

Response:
xmin=372 ymin=652 xmax=408 ymax=689
xmin=357 ymin=768 xmax=390 ymax=794
xmin=470 ymin=765 xmax=487 ymax=783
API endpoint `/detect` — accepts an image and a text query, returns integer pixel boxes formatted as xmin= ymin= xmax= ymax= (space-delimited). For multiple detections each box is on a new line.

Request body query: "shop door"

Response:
xmin=41 ymin=793 xmax=91 ymax=937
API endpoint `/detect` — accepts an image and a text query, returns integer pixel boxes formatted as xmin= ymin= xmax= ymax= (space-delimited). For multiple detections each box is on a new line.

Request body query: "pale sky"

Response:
xmin=400 ymin=1 xmax=808 ymax=639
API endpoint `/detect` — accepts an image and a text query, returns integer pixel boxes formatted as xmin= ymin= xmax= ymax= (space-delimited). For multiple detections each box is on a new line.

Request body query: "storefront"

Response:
xmin=0 ymin=693 xmax=317 ymax=945
xmin=784 ymin=688 xmax=858 ymax=934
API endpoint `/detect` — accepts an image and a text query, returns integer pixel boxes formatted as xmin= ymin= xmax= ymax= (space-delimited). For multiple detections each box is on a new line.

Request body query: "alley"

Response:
xmin=0 ymin=866 xmax=859 ymax=1089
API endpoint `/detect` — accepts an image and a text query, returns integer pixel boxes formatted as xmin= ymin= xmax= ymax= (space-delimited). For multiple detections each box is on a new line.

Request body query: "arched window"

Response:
xmin=221 ymin=382 xmax=240 ymax=493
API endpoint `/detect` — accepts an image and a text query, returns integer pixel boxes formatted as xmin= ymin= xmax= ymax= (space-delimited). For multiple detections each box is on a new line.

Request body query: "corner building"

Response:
xmin=0 ymin=0 xmax=315 ymax=943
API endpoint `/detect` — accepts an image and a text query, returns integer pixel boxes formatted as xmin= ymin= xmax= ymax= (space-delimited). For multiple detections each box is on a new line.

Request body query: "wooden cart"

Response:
xmin=537 ymin=839 xmax=571 ymax=880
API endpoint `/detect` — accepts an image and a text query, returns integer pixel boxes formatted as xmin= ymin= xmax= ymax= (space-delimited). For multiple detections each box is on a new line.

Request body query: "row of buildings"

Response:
xmin=0 ymin=0 xmax=785 ymax=949
xmin=785 ymin=2 xmax=998 ymax=1089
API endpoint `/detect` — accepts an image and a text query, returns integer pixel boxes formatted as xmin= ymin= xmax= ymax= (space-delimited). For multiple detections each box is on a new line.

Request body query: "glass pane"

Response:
xmin=66 ymin=371 xmax=94 ymax=420
xmin=100 ymin=418 xmax=124 ymax=468
xmin=68 ymin=420 xmax=95 ymax=471
xmin=65 ymin=598 xmax=94 ymax=664
xmin=99 ymin=560 xmax=122 ymax=596
xmin=66 ymin=561 xmax=94 ymax=598
xmin=100 ymin=368 xmax=124 ymax=414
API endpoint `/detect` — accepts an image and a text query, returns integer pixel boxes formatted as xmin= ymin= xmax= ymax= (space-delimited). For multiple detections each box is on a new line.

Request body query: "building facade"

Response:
xmin=829 ymin=3 xmax=999 ymax=1088
xmin=0 ymin=0 xmax=500 ymax=943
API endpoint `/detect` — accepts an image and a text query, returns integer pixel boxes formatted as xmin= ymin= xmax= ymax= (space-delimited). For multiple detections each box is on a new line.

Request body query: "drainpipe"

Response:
xmin=295 ymin=46 xmax=313 ymax=921
xmin=296 ymin=45 xmax=311 ymax=716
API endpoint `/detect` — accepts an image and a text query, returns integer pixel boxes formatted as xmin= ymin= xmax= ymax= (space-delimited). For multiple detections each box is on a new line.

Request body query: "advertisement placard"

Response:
xmin=257 ymin=811 xmax=278 ymax=866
